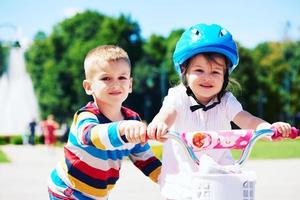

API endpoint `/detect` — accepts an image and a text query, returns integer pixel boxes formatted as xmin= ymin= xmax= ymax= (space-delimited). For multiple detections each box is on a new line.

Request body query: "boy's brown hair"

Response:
xmin=84 ymin=45 xmax=131 ymax=79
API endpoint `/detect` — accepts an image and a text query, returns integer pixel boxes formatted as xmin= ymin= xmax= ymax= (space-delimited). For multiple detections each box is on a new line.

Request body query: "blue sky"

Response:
xmin=0 ymin=0 xmax=299 ymax=48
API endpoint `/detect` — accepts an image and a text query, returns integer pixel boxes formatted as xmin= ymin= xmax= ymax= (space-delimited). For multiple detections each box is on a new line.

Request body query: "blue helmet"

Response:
xmin=173 ymin=23 xmax=239 ymax=74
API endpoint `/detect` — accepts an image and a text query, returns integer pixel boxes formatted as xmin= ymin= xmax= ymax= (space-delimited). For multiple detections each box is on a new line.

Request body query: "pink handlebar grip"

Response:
xmin=271 ymin=127 xmax=300 ymax=140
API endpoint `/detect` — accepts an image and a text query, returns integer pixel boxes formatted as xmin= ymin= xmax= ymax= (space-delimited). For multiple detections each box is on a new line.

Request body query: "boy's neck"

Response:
xmin=94 ymin=101 xmax=124 ymax=121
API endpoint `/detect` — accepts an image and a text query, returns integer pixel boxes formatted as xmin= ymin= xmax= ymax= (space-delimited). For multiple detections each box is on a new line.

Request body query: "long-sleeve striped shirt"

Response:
xmin=48 ymin=102 xmax=161 ymax=200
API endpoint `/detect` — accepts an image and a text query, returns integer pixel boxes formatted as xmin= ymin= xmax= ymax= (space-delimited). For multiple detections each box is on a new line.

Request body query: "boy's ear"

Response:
xmin=129 ymin=77 xmax=133 ymax=93
xmin=83 ymin=80 xmax=93 ymax=95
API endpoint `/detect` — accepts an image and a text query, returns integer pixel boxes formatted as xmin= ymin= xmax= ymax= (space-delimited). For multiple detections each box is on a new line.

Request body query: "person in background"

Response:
xmin=41 ymin=114 xmax=59 ymax=146
xmin=28 ymin=118 xmax=37 ymax=145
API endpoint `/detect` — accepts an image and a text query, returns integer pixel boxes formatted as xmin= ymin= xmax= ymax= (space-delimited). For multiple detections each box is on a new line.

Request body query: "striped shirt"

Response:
xmin=48 ymin=102 xmax=161 ymax=200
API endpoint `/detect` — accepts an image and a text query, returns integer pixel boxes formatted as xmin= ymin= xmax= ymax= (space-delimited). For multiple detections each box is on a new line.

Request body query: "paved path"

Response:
xmin=0 ymin=145 xmax=299 ymax=200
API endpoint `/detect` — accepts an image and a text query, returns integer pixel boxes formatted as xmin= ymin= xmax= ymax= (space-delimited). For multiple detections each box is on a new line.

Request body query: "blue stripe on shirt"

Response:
xmin=108 ymin=122 xmax=123 ymax=147
xmin=130 ymin=143 xmax=151 ymax=154
xmin=68 ymin=132 xmax=131 ymax=160
xmin=51 ymin=169 xmax=95 ymax=200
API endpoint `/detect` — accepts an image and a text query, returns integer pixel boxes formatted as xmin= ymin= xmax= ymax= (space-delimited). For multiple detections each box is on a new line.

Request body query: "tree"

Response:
xmin=0 ymin=42 xmax=9 ymax=76
xmin=26 ymin=11 xmax=143 ymax=121
xmin=231 ymin=44 xmax=258 ymax=116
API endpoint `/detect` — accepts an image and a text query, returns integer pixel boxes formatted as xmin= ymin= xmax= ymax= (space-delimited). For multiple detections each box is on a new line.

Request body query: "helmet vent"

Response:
xmin=191 ymin=28 xmax=200 ymax=36
xmin=220 ymin=29 xmax=228 ymax=37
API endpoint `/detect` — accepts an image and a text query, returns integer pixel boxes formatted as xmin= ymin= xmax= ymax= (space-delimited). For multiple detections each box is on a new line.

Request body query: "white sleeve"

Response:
xmin=162 ymin=85 xmax=185 ymax=112
xmin=225 ymin=92 xmax=243 ymax=121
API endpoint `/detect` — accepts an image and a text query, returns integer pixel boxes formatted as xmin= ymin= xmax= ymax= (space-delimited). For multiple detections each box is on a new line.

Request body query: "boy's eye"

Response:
xmin=119 ymin=76 xmax=128 ymax=80
xmin=101 ymin=77 xmax=110 ymax=81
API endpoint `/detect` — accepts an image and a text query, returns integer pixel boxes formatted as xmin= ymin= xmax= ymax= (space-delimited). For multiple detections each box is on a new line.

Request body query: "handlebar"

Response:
xmin=164 ymin=127 xmax=300 ymax=166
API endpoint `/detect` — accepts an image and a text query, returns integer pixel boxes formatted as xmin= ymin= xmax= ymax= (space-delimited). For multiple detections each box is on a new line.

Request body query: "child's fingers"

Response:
xmin=147 ymin=124 xmax=157 ymax=139
xmin=126 ymin=126 xmax=136 ymax=143
xmin=282 ymin=124 xmax=292 ymax=137
xmin=156 ymin=124 xmax=168 ymax=140
xmin=274 ymin=123 xmax=291 ymax=137
xmin=134 ymin=125 xmax=146 ymax=143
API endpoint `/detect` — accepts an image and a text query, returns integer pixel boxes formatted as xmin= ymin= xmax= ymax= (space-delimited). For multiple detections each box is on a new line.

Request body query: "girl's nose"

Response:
xmin=202 ymin=72 xmax=212 ymax=81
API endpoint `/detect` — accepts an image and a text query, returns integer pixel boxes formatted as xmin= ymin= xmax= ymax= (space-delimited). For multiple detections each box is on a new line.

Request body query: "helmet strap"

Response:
xmin=186 ymin=86 xmax=221 ymax=112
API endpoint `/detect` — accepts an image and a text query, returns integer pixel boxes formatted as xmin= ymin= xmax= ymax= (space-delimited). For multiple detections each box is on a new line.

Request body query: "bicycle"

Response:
xmin=163 ymin=127 xmax=300 ymax=200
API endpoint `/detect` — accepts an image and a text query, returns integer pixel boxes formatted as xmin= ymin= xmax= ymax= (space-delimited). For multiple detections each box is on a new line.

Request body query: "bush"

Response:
xmin=9 ymin=135 xmax=23 ymax=145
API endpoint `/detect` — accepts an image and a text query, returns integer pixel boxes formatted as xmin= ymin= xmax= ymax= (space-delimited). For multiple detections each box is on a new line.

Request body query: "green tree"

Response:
xmin=132 ymin=34 xmax=167 ymax=121
xmin=282 ymin=41 xmax=300 ymax=122
xmin=26 ymin=11 xmax=143 ymax=121
xmin=252 ymin=42 xmax=291 ymax=122
xmin=231 ymin=44 xmax=258 ymax=116
xmin=0 ymin=42 xmax=9 ymax=76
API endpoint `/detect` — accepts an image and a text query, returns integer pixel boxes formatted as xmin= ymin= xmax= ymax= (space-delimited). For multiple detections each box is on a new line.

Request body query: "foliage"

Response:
xmin=0 ymin=42 xmax=9 ymax=76
xmin=9 ymin=135 xmax=23 ymax=145
xmin=0 ymin=149 xmax=10 ymax=163
xmin=26 ymin=11 xmax=143 ymax=122
xmin=24 ymin=9 xmax=300 ymax=125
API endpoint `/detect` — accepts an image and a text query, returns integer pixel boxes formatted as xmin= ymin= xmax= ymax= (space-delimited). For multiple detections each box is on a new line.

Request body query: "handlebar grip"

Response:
xmin=271 ymin=127 xmax=300 ymax=140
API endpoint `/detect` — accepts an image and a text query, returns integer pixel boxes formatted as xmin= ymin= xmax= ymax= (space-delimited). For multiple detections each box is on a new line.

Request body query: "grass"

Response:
xmin=1 ymin=139 xmax=299 ymax=163
xmin=0 ymin=149 xmax=10 ymax=163
xmin=232 ymin=138 xmax=300 ymax=159
xmin=151 ymin=138 xmax=300 ymax=160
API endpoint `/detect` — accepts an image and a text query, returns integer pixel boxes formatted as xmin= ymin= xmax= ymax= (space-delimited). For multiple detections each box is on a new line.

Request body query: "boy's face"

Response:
xmin=83 ymin=60 xmax=132 ymax=107
xmin=186 ymin=54 xmax=225 ymax=104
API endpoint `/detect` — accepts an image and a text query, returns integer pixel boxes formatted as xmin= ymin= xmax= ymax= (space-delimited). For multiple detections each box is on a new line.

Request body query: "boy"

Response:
xmin=48 ymin=45 xmax=161 ymax=200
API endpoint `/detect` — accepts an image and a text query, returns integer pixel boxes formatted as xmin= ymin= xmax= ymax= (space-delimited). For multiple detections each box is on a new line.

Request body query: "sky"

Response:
xmin=0 ymin=0 xmax=300 ymax=48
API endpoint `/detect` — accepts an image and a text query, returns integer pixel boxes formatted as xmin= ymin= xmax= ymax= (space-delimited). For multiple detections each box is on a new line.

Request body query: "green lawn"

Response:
xmin=151 ymin=139 xmax=300 ymax=160
xmin=0 ymin=149 xmax=10 ymax=163
xmin=232 ymin=139 xmax=300 ymax=159
xmin=1 ymin=139 xmax=299 ymax=163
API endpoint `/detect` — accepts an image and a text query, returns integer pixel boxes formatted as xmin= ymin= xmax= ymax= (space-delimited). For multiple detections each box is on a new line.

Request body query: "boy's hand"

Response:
xmin=271 ymin=122 xmax=292 ymax=138
xmin=147 ymin=122 xmax=168 ymax=142
xmin=119 ymin=120 xmax=147 ymax=144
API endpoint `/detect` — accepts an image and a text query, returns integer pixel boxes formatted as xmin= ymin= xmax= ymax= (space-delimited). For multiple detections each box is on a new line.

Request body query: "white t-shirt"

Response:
xmin=160 ymin=84 xmax=243 ymax=199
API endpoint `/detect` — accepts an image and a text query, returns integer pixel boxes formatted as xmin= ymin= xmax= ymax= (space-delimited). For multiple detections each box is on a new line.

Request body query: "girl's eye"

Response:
xmin=195 ymin=69 xmax=204 ymax=73
xmin=119 ymin=76 xmax=127 ymax=80
xmin=213 ymin=70 xmax=223 ymax=75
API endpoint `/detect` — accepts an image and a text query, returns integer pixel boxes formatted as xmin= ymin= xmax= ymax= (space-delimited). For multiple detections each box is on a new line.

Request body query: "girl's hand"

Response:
xmin=119 ymin=120 xmax=147 ymax=144
xmin=271 ymin=122 xmax=292 ymax=138
xmin=147 ymin=122 xmax=168 ymax=142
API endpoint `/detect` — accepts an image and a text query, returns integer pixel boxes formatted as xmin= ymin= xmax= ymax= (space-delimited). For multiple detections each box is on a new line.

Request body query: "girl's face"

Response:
xmin=185 ymin=54 xmax=226 ymax=105
xmin=83 ymin=60 xmax=132 ymax=107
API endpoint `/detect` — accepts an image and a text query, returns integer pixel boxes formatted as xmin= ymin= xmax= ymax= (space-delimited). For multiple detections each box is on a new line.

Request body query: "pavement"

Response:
xmin=0 ymin=144 xmax=299 ymax=200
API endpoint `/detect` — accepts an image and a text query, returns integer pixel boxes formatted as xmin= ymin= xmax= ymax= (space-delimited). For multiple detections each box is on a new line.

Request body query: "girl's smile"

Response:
xmin=186 ymin=54 xmax=226 ymax=105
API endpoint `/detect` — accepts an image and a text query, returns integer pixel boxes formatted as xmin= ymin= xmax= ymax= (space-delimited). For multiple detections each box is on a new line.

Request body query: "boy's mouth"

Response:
xmin=109 ymin=91 xmax=122 ymax=95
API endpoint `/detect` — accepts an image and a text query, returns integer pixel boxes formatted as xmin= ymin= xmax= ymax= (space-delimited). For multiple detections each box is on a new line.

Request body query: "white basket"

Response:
xmin=191 ymin=171 xmax=256 ymax=200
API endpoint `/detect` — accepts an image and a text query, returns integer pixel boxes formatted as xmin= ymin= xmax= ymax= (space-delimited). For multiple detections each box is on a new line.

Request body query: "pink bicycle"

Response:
xmin=163 ymin=127 xmax=300 ymax=200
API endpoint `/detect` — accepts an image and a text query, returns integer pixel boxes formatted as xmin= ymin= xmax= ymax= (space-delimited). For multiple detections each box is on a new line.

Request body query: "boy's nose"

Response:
xmin=111 ymin=79 xmax=121 ymax=87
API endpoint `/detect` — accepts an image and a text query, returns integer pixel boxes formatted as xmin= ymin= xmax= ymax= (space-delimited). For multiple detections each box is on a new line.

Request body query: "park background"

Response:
xmin=0 ymin=1 xmax=300 ymax=200
xmin=1 ymin=0 xmax=300 ymax=129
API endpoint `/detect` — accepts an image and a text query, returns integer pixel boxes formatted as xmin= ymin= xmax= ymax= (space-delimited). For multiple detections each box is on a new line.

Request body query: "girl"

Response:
xmin=147 ymin=23 xmax=291 ymax=199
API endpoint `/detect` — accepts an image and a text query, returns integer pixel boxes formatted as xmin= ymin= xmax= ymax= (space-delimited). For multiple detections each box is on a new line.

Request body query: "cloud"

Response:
xmin=63 ymin=7 xmax=84 ymax=18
